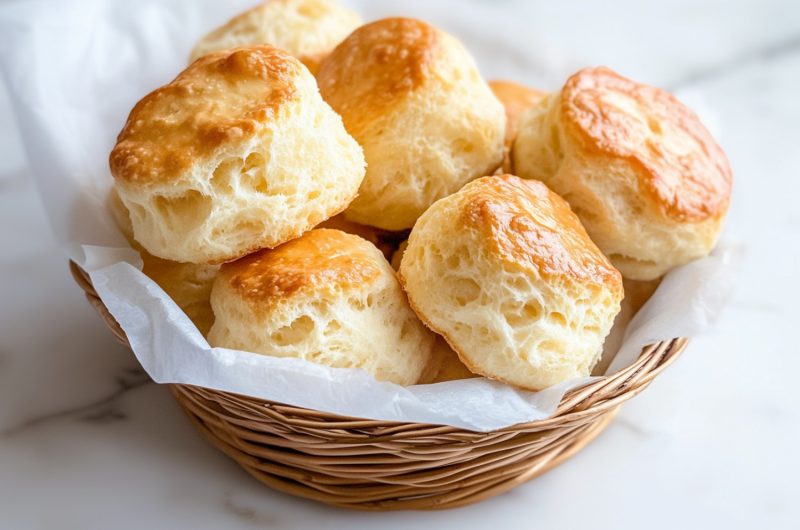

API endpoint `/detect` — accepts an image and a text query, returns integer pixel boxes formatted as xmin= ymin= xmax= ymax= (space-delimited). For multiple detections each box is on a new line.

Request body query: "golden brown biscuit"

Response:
xmin=489 ymin=80 xmax=546 ymax=172
xmin=189 ymin=0 xmax=361 ymax=74
xmin=317 ymin=18 xmax=506 ymax=230
xmin=399 ymin=174 xmax=623 ymax=391
xmin=110 ymin=46 xmax=365 ymax=264
xmin=513 ymin=67 xmax=732 ymax=280
xmin=107 ymin=190 xmax=218 ymax=335
xmin=207 ymin=229 xmax=436 ymax=385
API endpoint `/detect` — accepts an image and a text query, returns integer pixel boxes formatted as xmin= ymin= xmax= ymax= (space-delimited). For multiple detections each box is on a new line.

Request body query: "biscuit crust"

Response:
xmin=513 ymin=67 xmax=732 ymax=279
xmin=317 ymin=18 xmax=506 ymax=230
xmin=209 ymin=229 xmax=436 ymax=386
xmin=189 ymin=0 xmax=361 ymax=73
xmin=399 ymin=175 xmax=623 ymax=391
xmin=110 ymin=46 xmax=365 ymax=264
xmin=561 ymin=67 xmax=731 ymax=222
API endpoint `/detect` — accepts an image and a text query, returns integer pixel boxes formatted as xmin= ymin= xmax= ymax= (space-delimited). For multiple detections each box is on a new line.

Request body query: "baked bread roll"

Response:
xmin=512 ymin=67 xmax=732 ymax=280
xmin=108 ymin=190 xmax=218 ymax=335
xmin=110 ymin=46 xmax=365 ymax=264
xmin=207 ymin=229 xmax=436 ymax=385
xmin=399 ymin=174 xmax=623 ymax=390
xmin=418 ymin=337 xmax=475 ymax=384
xmin=317 ymin=18 xmax=506 ymax=230
xmin=190 ymin=0 xmax=361 ymax=73
xmin=489 ymin=80 xmax=546 ymax=172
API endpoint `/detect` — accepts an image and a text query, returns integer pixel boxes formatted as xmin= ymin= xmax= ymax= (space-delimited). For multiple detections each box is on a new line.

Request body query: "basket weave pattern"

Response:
xmin=70 ymin=261 xmax=686 ymax=510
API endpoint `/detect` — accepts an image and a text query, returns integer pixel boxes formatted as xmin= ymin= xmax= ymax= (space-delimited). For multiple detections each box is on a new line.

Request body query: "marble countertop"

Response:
xmin=1 ymin=0 xmax=799 ymax=528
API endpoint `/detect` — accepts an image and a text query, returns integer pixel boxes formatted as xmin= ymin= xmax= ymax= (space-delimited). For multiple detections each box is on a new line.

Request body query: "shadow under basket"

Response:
xmin=70 ymin=261 xmax=686 ymax=511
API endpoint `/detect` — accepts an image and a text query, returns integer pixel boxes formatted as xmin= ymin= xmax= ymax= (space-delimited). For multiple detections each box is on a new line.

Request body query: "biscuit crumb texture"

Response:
xmin=111 ymin=47 xmax=365 ymax=264
xmin=400 ymin=175 xmax=623 ymax=390
xmin=209 ymin=230 xmax=435 ymax=386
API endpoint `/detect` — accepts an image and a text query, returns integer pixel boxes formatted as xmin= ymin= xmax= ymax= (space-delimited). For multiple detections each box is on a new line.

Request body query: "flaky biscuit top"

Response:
xmin=218 ymin=229 xmax=383 ymax=312
xmin=460 ymin=175 xmax=622 ymax=291
xmin=561 ymin=67 xmax=732 ymax=222
xmin=110 ymin=46 xmax=304 ymax=186
xmin=316 ymin=17 xmax=440 ymax=131
xmin=189 ymin=0 xmax=362 ymax=69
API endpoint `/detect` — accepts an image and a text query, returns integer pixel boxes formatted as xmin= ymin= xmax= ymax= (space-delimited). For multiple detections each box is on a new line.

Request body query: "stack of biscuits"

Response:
xmin=108 ymin=0 xmax=732 ymax=390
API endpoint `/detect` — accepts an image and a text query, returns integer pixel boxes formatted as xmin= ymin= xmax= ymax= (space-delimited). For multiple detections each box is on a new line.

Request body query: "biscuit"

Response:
xmin=110 ymin=46 xmax=365 ymax=264
xmin=190 ymin=0 xmax=361 ymax=73
xmin=488 ymin=80 xmax=546 ymax=172
xmin=207 ymin=229 xmax=436 ymax=385
xmin=512 ymin=67 xmax=732 ymax=280
xmin=399 ymin=174 xmax=623 ymax=390
xmin=317 ymin=18 xmax=506 ymax=230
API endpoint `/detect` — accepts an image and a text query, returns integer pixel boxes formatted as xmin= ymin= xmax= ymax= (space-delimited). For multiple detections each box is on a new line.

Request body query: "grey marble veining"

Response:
xmin=666 ymin=32 xmax=800 ymax=90
xmin=1 ymin=1 xmax=799 ymax=528
xmin=1 ymin=367 xmax=149 ymax=438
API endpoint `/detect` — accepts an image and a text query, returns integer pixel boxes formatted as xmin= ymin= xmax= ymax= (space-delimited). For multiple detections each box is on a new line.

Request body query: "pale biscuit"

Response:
xmin=108 ymin=189 xmax=218 ymax=335
xmin=190 ymin=0 xmax=361 ymax=74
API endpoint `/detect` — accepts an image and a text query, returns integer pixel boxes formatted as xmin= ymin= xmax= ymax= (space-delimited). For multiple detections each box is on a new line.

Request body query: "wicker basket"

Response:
xmin=70 ymin=261 xmax=686 ymax=510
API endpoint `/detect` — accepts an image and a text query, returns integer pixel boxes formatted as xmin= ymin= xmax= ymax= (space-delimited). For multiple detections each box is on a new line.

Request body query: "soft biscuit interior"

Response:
xmin=316 ymin=17 xmax=506 ymax=231
xmin=107 ymin=8 xmax=729 ymax=394
xmin=207 ymin=229 xmax=436 ymax=386
xmin=399 ymin=175 xmax=623 ymax=391
xmin=107 ymin=189 xmax=219 ymax=336
xmin=111 ymin=46 xmax=365 ymax=264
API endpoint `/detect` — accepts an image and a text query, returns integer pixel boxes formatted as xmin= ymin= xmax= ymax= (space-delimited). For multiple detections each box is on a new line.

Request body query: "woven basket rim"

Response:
xmin=69 ymin=260 xmax=688 ymax=509
xmin=68 ymin=260 xmax=687 ymax=431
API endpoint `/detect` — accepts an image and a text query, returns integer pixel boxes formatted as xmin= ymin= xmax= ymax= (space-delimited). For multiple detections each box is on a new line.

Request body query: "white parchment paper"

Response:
xmin=0 ymin=0 xmax=738 ymax=431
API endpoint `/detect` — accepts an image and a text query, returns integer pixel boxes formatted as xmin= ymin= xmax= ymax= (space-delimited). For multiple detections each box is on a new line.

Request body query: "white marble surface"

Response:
xmin=1 ymin=0 xmax=799 ymax=528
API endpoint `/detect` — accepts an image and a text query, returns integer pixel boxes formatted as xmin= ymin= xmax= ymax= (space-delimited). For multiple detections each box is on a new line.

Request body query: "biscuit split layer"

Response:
xmin=111 ymin=46 xmax=365 ymax=264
